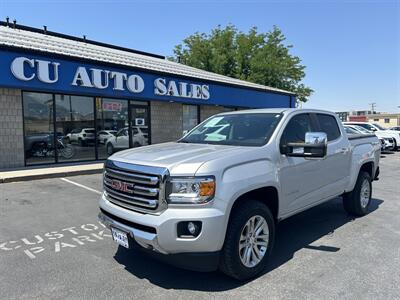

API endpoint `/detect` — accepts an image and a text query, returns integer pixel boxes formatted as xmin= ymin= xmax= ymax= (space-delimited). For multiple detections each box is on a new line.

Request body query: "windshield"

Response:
xmin=373 ymin=123 xmax=386 ymax=130
xmin=352 ymin=125 xmax=371 ymax=133
xmin=179 ymin=113 xmax=283 ymax=146
xmin=344 ymin=127 xmax=359 ymax=134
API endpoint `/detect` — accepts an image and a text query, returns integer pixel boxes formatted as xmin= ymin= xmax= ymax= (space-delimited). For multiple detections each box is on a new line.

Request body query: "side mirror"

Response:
xmin=284 ymin=132 xmax=327 ymax=158
xmin=371 ymin=128 xmax=377 ymax=132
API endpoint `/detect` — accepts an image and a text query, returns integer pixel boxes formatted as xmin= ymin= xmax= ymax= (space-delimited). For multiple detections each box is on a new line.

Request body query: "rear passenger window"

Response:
xmin=316 ymin=114 xmax=341 ymax=141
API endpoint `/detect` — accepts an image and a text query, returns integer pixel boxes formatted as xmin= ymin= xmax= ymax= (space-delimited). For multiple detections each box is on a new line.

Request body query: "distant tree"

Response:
xmin=171 ymin=25 xmax=313 ymax=103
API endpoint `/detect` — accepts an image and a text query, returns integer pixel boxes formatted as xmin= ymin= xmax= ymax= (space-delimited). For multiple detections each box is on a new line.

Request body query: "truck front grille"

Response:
xmin=103 ymin=160 xmax=169 ymax=214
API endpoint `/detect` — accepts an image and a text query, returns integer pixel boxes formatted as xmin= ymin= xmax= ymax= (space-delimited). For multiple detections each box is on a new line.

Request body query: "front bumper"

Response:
xmin=99 ymin=193 xmax=227 ymax=254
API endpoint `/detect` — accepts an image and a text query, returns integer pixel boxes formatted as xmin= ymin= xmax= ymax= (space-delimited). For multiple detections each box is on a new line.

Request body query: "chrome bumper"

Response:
xmin=98 ymin=211 xmax=168 ymax=254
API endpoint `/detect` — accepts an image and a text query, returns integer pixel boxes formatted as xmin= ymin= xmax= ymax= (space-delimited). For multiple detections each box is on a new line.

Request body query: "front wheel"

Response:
xmin=59 ymin=144 xmax=74 ymax=159
xmin=343 ymin=171 xmax=372 ymax=216
xmin=219 ymin=200 xmax=275 ymax=281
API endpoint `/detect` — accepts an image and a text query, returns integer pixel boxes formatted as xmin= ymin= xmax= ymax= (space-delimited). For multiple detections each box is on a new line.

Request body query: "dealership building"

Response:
xmin=0 ymin=22 xmax=295 ymax=171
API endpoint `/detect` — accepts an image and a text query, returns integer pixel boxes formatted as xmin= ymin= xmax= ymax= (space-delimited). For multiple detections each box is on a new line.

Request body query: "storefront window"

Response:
xmin=55 ymin=95 xmax=95 ymax=162
xmin=23 ymin=92 xmax=153 ymax=165
xmin=183 ymin=104 xmax=199 ymax=134
xmin=23 ymin=92 xmax=55 ymax=165
xmin=96 ymin=98 xmax=129 ymax=158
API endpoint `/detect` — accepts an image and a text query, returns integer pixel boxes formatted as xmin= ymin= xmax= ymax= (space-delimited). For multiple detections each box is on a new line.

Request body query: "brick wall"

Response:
xmin=0 ymin=88 xmax=24 ymax=170
xmin=200 ymin=105 xmax=231 ymax=122
xmin=150 ymin=101 xmax=183 ymax=144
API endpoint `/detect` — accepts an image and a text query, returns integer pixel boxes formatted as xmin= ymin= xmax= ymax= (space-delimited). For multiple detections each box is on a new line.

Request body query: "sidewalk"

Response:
xmin=0 ymin=163 xmax=104 ymax=183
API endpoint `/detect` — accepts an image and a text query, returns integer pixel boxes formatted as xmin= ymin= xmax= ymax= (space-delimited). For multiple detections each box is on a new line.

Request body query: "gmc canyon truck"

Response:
xmin=98 ymin=108 xmax=380 ymax=280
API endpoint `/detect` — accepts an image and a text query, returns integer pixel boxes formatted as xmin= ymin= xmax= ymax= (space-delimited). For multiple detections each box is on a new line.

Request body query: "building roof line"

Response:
xmin=0 ymin=22 xmax=295 ymax=96
xmin=0 ymin=21 xmax=165 ymax=59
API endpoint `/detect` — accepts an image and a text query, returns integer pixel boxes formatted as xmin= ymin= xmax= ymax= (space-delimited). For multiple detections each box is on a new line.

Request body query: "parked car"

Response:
xmin=344 ymin=122 xmax=400 ymax=150
xmin=97 ymin=130 xmax=117 ymax=144
xmin=388 ymin=126 xmax=400 ymax=131
xmin=99 ymin=108 xmax=380 ymax=281
xmin=105 ymin=127 xmax=147 ymax=155
xmin=343 ymin=125 xmax=386 ymax=152
xmin=65 ymin=128 xmax=95 ymax=146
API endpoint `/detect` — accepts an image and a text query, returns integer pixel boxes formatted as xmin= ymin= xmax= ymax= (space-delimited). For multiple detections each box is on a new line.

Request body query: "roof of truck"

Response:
xmin=218 ymin=108 xmax=337 ymax=115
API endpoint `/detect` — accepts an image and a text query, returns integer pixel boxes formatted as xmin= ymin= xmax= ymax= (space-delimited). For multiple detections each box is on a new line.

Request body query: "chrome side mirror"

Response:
xmin=285 ymin=132 xmax=328 ymax=158
xmin=305 ymin=132 xmax=327 ymax=145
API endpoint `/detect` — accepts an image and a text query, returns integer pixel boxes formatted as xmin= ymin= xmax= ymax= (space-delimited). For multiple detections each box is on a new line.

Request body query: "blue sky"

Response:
xmin=1 ymin=0 xmax=399 ymax=112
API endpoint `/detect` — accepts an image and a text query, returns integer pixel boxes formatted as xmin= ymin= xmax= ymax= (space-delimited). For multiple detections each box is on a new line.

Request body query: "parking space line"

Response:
xmin=60 ymin=178 xmax=102 ymax=195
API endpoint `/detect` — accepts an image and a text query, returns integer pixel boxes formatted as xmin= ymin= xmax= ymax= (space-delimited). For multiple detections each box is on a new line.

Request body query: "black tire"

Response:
xmin=219 ymin=200 xmax=275 ymax=281
xmin=343 ymin=171 xmax=372 ymax=216
xmin=106 ymin=143 xmax=114 ymax=155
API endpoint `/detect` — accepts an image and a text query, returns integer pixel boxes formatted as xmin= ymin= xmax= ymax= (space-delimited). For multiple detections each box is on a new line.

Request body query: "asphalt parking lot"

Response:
xmin=0 ymin=152 xmax=399 ymax=299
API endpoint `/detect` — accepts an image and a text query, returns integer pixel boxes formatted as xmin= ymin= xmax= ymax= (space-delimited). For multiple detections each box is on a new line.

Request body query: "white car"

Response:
xmin=344 ymin=125 xmax=387 ymax=151
xmin=105 ymin=127 xmax=147 ymax=155
xmin=97 ymin=130 xmax=117 ymax=144
xmin=344 ymin=122 xmax=400 ymax=150
xmin=66 ymin=128 xmax=95 ymax=146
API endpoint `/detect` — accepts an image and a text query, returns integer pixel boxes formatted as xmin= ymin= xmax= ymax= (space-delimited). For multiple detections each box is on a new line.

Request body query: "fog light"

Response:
xmin=188 ymin=222 xmax=197 ymax=235
xmin=177 ymin=221 xmax=202 ymax=238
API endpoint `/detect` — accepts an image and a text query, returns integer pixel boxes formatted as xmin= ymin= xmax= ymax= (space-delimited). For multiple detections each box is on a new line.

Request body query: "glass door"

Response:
xmin=96 ymin=98 xmax=129 ymax=159
xmin=129 ymin=102 xmax=150 ymax=148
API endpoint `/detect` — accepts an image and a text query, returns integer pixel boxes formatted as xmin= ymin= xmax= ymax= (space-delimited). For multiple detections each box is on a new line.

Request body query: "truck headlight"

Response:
xmin=167 ymin=177 xmax=215 ymax=204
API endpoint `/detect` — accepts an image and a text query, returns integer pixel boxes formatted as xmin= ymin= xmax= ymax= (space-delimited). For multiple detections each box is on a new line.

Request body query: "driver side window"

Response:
xmin=280 ymin=114 xmax=314 ymax=147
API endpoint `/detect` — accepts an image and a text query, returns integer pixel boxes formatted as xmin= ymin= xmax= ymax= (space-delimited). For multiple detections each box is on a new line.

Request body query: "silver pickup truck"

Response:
xmin=98 ymin=108 xmax=380 ymax=280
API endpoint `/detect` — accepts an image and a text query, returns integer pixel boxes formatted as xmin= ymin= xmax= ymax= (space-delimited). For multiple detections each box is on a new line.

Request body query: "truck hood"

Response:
xmin=109 ymin=142 xmax=254 ymax=176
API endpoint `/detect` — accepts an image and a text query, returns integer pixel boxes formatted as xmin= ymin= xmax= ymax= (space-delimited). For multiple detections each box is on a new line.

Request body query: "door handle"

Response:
xmin=335 ymin=147 xmax=349 ymax=154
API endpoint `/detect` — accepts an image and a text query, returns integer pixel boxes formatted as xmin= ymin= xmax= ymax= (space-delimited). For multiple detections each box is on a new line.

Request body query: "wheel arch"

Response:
xmin=228 ymin=186 xmax=280 ymax=224
xmin=359 ymin=161 xmax=374 ymax=179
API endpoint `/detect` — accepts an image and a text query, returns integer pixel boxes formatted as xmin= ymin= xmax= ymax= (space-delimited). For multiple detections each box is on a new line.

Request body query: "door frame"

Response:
xmin=128 ymin=101 xmax=151 ymax=148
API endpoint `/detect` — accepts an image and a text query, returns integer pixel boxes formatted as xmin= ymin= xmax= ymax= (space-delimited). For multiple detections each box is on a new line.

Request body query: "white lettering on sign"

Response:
xmin=155 ymin=77 xmax=210 ymax=100
xmin=10 ymin=57 xmax=211 ymax=99
xmin=11 ymin=57 xmax=59 ymax=83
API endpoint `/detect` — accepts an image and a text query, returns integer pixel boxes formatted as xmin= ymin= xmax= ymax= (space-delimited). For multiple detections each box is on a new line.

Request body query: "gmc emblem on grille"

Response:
xmin=110 ymin=179 xmax=134 ymax=194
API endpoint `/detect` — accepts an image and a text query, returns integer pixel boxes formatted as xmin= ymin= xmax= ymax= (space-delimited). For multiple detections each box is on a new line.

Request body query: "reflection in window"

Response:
xmin=96 ymin=98 xmax=129 ymax=158
xmin=130 ymin=105 xmax=149 ymax=149
xmin=55 ymin=95 xmax=95 ymax=162
xmin=183 ymin=105 xmax=199 ymax=134
xmin=23 ymin=92 xmax=55 ymax=165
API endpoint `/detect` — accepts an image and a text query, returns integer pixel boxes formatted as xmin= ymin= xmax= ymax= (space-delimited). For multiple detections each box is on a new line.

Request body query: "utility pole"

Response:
xmin=368 ymin=102 xmax=376 ymax=114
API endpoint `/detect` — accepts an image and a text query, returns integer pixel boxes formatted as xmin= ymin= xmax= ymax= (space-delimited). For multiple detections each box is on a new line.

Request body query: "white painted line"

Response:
xmin=60 ymin=178 xmax=102 ymax=195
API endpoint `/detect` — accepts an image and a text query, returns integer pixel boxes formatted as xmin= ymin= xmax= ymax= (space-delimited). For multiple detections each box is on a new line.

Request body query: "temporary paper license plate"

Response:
xmin=111 ymin=227 xmax=129 ymax=248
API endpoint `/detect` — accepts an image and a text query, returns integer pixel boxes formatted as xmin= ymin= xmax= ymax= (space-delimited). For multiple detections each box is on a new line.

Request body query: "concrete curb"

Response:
xmin=0 ymin=166 xmax=103 ymax=184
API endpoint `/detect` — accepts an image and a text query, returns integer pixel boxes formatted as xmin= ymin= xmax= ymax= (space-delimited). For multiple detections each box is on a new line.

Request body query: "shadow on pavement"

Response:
xmin=114 ymin=197 xmax=383 ymax=292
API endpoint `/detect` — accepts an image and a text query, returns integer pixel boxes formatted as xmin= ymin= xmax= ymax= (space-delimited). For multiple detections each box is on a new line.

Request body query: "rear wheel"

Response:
xmin=343 ymin=171 xmax=372 ymax=216
xmin=219 ymin=200 xmax=275 ymax=281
